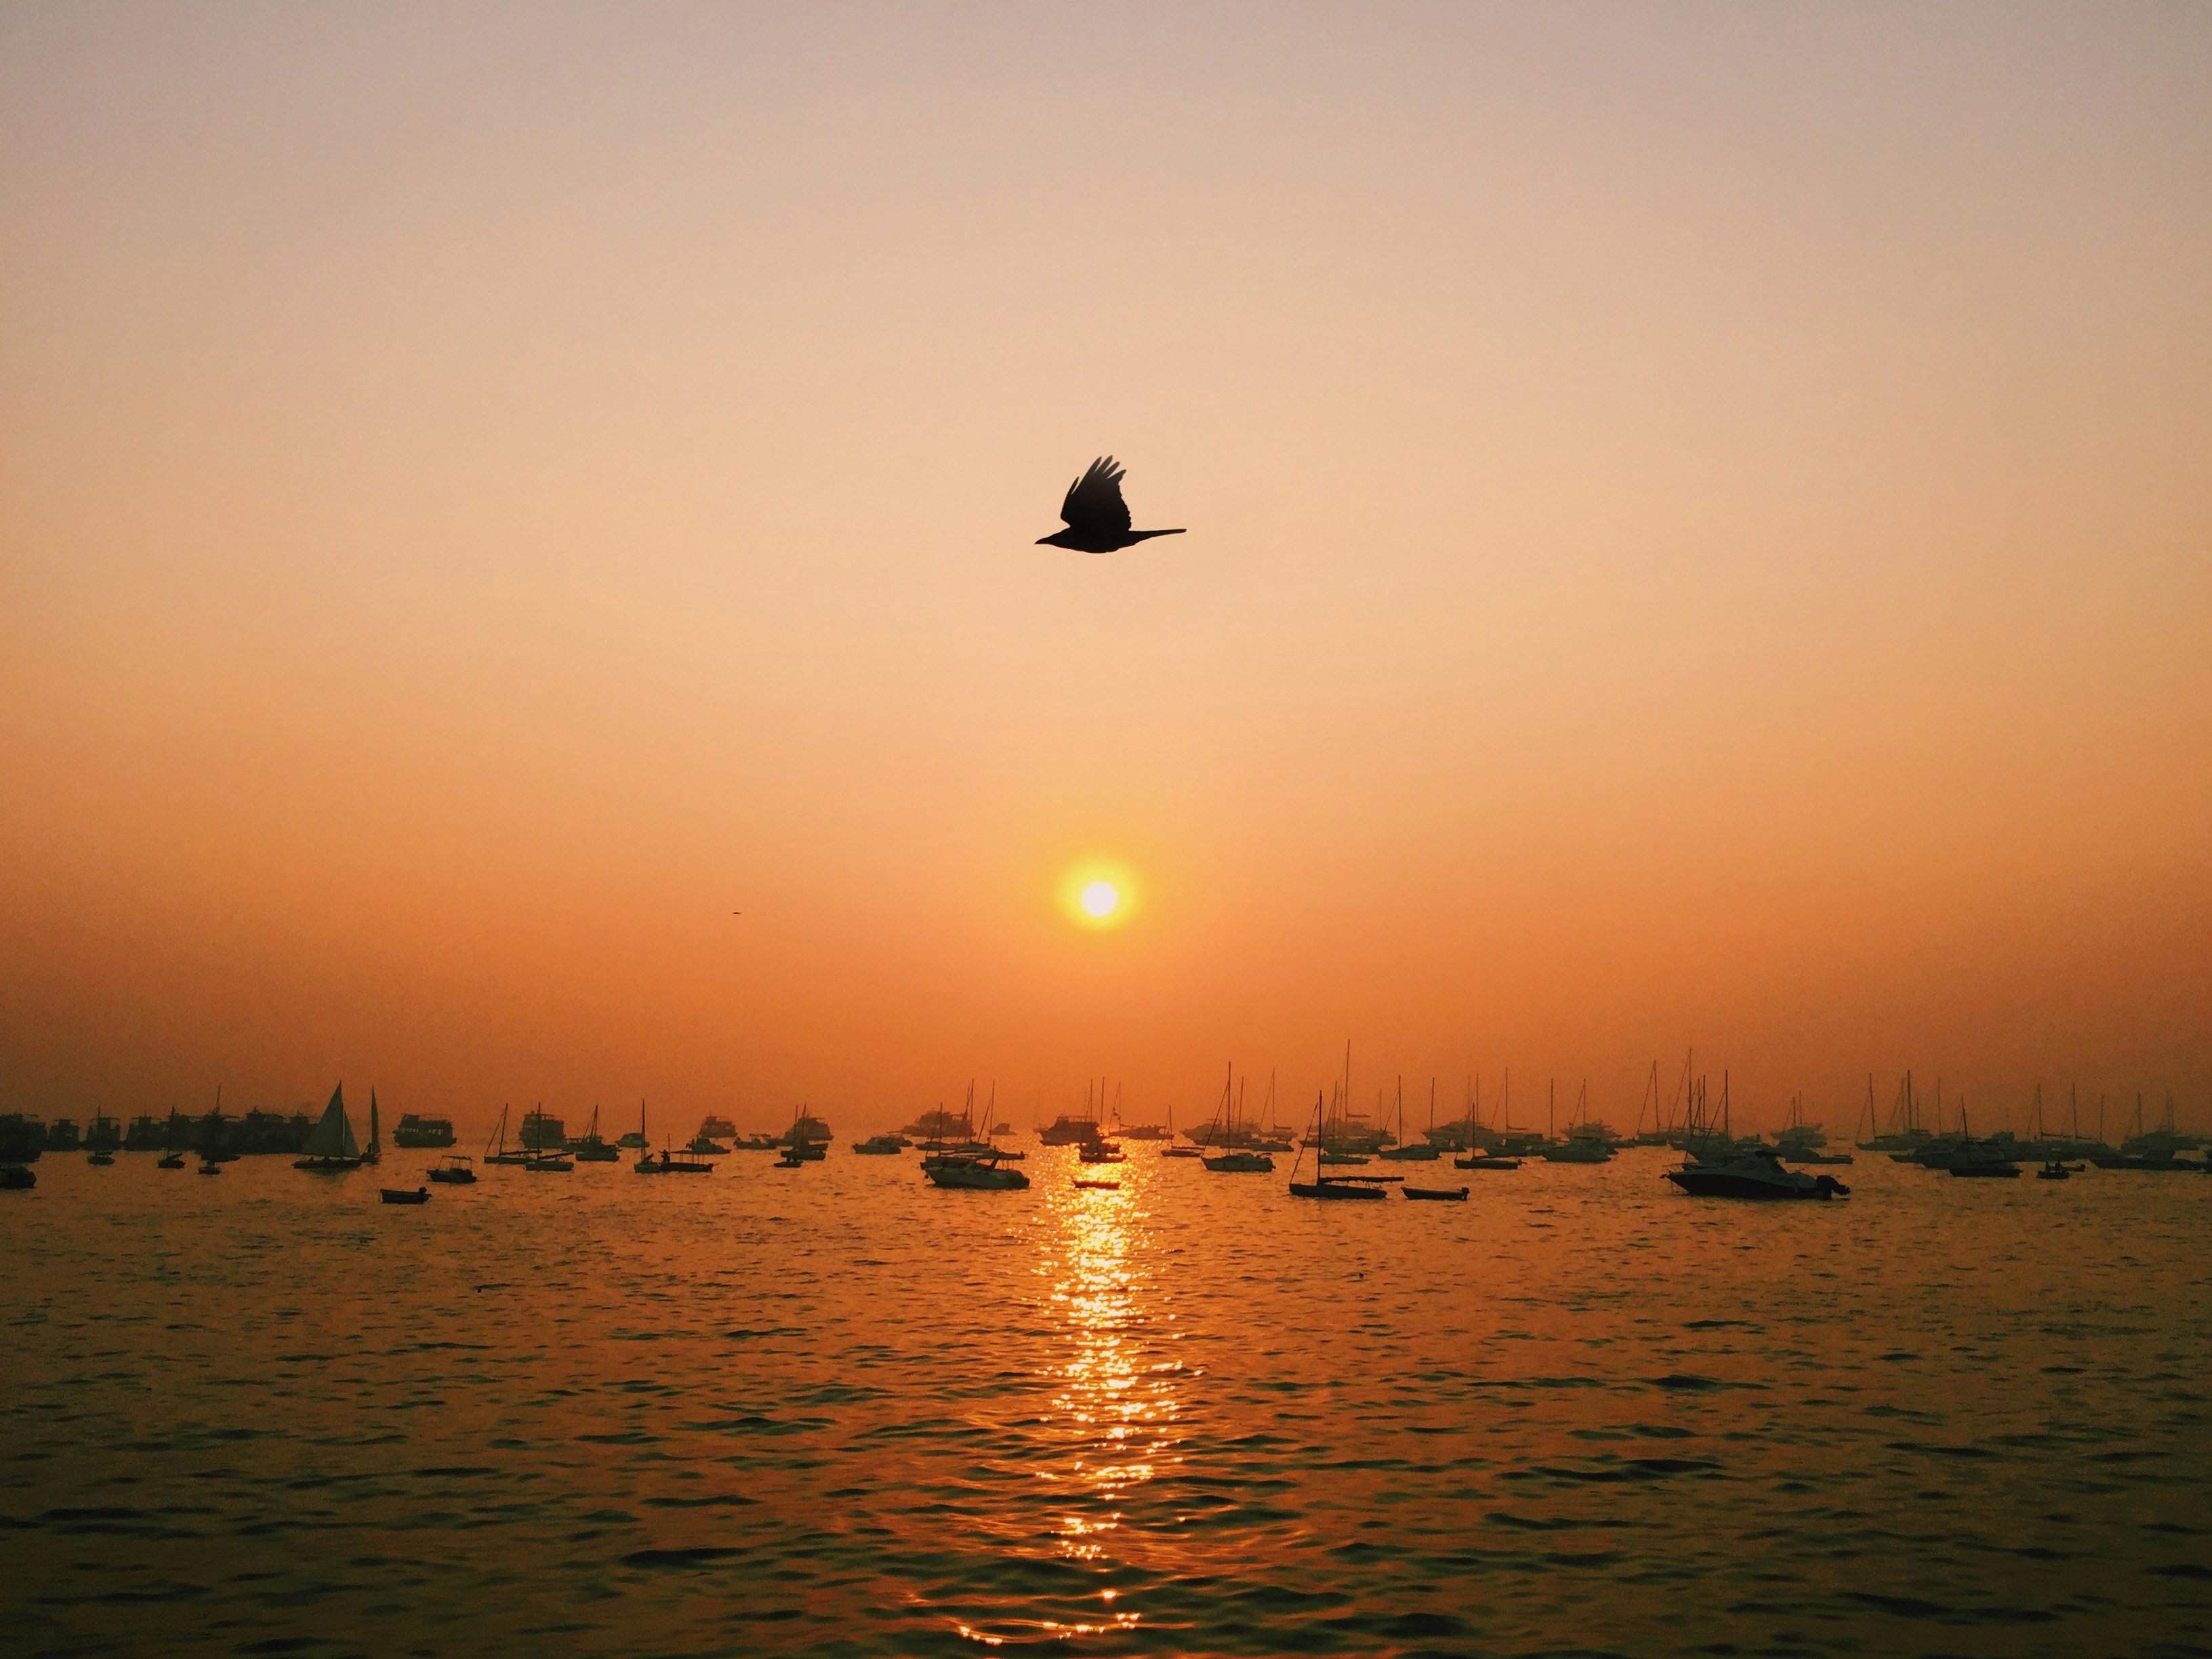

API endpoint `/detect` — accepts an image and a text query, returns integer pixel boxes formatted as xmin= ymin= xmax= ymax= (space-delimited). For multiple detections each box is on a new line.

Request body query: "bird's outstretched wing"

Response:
xmin=1061 ymin=457 xmax=1132 ymax=536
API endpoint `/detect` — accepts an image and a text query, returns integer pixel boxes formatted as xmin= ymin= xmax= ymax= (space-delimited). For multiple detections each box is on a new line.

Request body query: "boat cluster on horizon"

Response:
xmin=4 ymin=1063 xmax=2203 ymax=1197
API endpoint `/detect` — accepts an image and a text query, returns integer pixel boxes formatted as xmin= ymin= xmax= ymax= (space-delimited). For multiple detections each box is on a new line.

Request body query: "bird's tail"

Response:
xmin=1131 ymin=529 xmax=1187 ymax=541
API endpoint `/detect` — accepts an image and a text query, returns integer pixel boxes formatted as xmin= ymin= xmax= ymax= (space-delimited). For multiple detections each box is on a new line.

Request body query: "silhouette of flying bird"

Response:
xmin=1036 ymin=457 xmax=1185 ymax=554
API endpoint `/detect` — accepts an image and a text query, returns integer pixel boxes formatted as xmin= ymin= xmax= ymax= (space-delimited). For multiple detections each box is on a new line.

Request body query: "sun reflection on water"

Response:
xmin=1031 ymin=1160 xmax=1178 ymax=1635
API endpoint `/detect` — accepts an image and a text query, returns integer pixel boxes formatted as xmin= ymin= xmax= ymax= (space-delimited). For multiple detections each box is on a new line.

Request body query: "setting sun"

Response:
xmin=1061 ymin=861 xmax=1139 ymax=930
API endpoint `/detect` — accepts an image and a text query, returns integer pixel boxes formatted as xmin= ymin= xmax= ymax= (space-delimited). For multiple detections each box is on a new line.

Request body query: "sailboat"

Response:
xmin=1288 ymin=1090 xmax=1389 ymax=1200
xmin=363 ymin=1090 xmax=382 ymax=1166
xmin=1203 ymin=1065 xmax=1273 ymax=1172
xmin=157 ymin=1109 xmax=187 ymax=1169
xmin=293 ymin=1084 xmax=366 ymax=1172
xmin=1378 ymin=1077 xmax=1442 ymax=1161
xmin=484 ymin=1105 xmax=535 ymax=1166
xmin=629 ymin=1101 xmax=711 ymax=1172
xmin=570 ymin=1105 xmax=619 ymax=1162
xmin=1456 ymin=1073 xmax=1521 ymax=1171
xmin=1538 ymin=1080 xmax=1612 ymax=1162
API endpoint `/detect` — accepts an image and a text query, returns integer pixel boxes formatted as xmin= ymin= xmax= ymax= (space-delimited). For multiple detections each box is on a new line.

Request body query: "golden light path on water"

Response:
xmin=1004 ymin=1164 xmax=1176 ymax=1645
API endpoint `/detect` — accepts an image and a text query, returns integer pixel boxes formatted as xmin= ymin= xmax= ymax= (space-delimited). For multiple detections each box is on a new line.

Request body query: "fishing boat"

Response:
xmin=688 ymin=1132 xmax=733 ymax=1154
xmin=1454 ymin=1153 xmax=1521 ymax=1171
xmin=380 ymin=1187 xmax=430 ymax=1205
xmin=1666 ymin=1141 xmax=1847 ymax=1200
xmin=2036 ymin=1160 xmax=2078 ymax=1181
xmin=525 ymin=1151 xmax=573 ymax=1172
xmin=293 ymin=1085 xmax=367 ymax=1172
xmin=1401 ymin=1184 xmax=1469 ymax=1201
xmin=87 ymin=1148 xmax=115 ymax=1166
xmin=853 ymin=1134 xmax=903 ymax=1154
xmin=1073 ymin=1177 xmax=1122 ymax=1190
xmin=1 ymin=1164 xmax=35 ymax=1189
xmin=428 ymin=1154 xmax=477 ymax=1185
xmin=616 ymin=1101 xmax=649 ymax=1151
xmin=634 ymin=1147 xmax=712 ymax=1174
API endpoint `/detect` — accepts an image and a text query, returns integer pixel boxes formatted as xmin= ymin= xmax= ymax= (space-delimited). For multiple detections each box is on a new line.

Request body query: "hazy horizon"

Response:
xmin=5 ymin=4 xmax=2209 ymax=1132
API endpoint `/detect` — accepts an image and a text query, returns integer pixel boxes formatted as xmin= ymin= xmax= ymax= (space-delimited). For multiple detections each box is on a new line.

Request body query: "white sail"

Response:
xmin=301 ymin=1084 xmax=359 ymax=1160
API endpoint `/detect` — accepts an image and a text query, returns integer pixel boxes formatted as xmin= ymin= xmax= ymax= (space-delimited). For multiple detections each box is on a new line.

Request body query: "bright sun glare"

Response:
xmin=1080 ymin=881 xmax=1120 ymax=918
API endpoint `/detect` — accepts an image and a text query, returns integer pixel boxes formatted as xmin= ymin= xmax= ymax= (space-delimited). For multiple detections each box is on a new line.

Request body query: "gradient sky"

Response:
xmin=4 ymin=3 xmax=2208 ymax=1136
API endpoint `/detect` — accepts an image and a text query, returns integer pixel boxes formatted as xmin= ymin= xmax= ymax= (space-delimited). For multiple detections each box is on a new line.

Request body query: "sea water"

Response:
xmin=4 ymin=1148 xmax=2207 ymax=1656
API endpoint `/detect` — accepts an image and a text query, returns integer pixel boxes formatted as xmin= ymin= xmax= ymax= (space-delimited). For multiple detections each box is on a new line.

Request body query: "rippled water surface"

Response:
xmin=5 ymin=1147 xmax=2209 ymax=1657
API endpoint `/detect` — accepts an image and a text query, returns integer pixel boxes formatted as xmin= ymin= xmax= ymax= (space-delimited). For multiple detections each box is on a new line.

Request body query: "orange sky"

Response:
xmin=3 ymin=5 xmax=2208 ymax=1135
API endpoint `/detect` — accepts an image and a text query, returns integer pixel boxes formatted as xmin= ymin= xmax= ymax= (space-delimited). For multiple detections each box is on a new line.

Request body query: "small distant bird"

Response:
xmin=1036 ymin=457 xmax=1185 ymax=554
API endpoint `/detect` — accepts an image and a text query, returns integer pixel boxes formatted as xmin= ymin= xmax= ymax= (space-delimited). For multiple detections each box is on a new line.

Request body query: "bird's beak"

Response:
xmin=1034 ymin=536 xmax=1052 ymax=544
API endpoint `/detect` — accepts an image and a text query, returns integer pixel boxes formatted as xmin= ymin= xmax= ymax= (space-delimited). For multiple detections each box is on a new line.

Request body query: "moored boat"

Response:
xmin=569 ymin=1105 xmax=619 ymax=1162
xmin=428 ymin=1154 xmax=477 ymax=1185
xmin=483 ymin=1106 xmax=535 ymax=1165
xmin=922 ymin=1147 xmax=1030 ymax=1190
xmin=1401 ymin=1184 xmax=1469 ymax=1201
xmin=1454 ymin=1152 xmax=1521 ymax=1171
xmin=380 ymin=1187 xmax=430 ymax=1205
xmin=1666 ymin=1142 xmax=1847 ymax=1200
xmin=1204 ymin=1150 xmax=1274 ymax=1172
xmin=392 ymin=1113 xmax=456 ymax=1147
xmin=634 ymin=1147 xmax=712 ymax=1173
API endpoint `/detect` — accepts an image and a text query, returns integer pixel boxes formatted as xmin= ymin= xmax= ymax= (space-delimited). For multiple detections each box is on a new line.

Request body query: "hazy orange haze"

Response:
xmin=3 ymin=5 xmax=2209 ymax=1135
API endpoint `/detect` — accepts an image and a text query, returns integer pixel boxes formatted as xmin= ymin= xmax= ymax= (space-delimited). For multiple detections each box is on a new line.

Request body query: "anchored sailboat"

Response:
xmin=293 ymin=1084 xmax=366 ymax=1172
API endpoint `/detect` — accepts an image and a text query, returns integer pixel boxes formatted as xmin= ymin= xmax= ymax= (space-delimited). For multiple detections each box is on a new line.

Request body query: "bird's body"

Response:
xmin=1037 ymin=457 xmax=1184 ymax=554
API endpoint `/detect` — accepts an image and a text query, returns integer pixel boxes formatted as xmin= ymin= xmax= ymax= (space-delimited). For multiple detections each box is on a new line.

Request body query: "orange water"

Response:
xmin=4 ymin=1147 xmax=2207 ymax=1656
